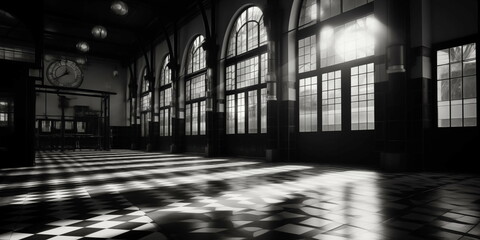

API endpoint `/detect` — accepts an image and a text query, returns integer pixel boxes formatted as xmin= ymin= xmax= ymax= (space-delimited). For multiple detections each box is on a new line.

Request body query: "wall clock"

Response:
xmin=46 ymin=59 xmax=84 ymax=88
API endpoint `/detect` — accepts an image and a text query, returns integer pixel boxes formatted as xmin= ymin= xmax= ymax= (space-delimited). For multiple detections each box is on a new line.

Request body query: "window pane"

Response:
xmin=464 ymin=99 xmax=477 ymax=127
xmin=192 ymin=102 xmax=198 ymax=135
xmin=322 ymin=71 xmax=341 ymax=131
xmin=436 ymin=43 xmax=477 ymax=128
xmin=200 ymin=101 xmax=206 ymax=135
xmin=226 ymin=65 xmax=236 ymax=91
xmin=298 ymin=35 xmax=317 ymax=73
xmin=300 ymin=76 xmax=318 ymax=132
xmin=320 ymin=15 xmax=375 ymax=68
xmin=186 ymin=104 xmax=191 ymax=135
xmin=450 ymin=63 xmax=462 ymax=78
xmin=237 ymin=56 xmax=259 ymax=89
xmin=247 ymin=22 xmax=259 ymax=52
xmin=261 ymin=53 xmax=268 ymax=84
xmin=161 ymin=55 xmax=171 ymax=86
xmin=438 ymin=80 xmax=450 ymax=101
xmin=449 ymin=46 xmax=462 ymax=63
xmin=463 ymin=76 xmax=476 ymax=99
xmin=463 ymin=60 xmax=476 ymax=76
xmin=261 ymin=88 xmax=267 ymax=133
xmin=463 ymin=43 xmax=476 ymax=60
xmin=237 ymin=93 xmax=245 ymax=134
xmin=187 ymin=74 xmax=206 ymax=100
xmin=299 ymin=0 xmax=317 ymax=27
xmin=437 ymin=49 xmax=449 ymax=65
xmin=450 ymin=78 xmax=462 ymax=100
xmin=227 ymin=95 xmax=236 ymax=134
xmin=187 ymin=35 xmax=206 ymax=74
xmin=451 ymin=100 xmax=462 ymax=127
xmin=351 ymin=63 xmax=375 ymax=130
xmin=248 ymin=90 xmax=258 ymax=133
xmin=437 ymin=65 xmax=449 ymax=80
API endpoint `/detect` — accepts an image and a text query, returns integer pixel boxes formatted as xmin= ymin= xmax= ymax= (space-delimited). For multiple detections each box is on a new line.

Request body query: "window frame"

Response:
xmin=433 ymin=36 xmax=479 ymax=129
xmin=225 ymin=6 xmax=268 ymax=135
xmin=295 ymin=0 xmax=375 ymax=134
xmin=185 ymin=35 xmax=208 ymax=136
xmin=159 ymin=55 xmax=173 ymax=137
xmin=140 ymin=67 xmax=151 ymax=137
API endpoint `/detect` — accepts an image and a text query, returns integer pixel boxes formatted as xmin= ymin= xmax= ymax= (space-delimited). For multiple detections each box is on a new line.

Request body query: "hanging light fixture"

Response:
xmin=76 ymin=41 xmax=90 ymax=53
xmin=91 ymin=25 xmax=108 ymax=39
xmin=75 ymin=57 xmax=87 ymax=65
xmin=111 ymin=1 xmax=129 ymax=16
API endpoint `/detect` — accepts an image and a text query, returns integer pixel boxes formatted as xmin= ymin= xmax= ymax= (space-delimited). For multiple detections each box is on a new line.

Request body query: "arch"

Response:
xmin=183 ymin=34 xmax=208 ymax=136
xmin=186 ymin=35 xmax=207 ymax=74
xmin=223 ymin=5 xmax=269 ymax=136
xmin=158 ymin=54 xmax=173 ymax=137
xmin=225 ymin=6 xmax=267 ymax=58
xmin=220 ymin=4 xmax=259 ymax=60
xmin=159 ymin=54 xmax=172 ymax=87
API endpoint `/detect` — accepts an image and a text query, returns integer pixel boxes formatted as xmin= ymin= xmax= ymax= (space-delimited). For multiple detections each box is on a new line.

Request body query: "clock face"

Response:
xmin=47 ymin=59 xmax=84 ymax=88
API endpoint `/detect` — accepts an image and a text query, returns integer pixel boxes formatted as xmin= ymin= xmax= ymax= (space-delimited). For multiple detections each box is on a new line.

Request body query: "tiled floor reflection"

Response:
xmin=1 ymin=151 xmax=480 ymax=240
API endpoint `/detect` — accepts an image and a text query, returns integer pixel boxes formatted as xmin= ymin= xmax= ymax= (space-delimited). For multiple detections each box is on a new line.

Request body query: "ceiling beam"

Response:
xmin=44 ymin=12 xmax=139 ymax=35
xmin=43 ymin=30 xmax=131 ymax=49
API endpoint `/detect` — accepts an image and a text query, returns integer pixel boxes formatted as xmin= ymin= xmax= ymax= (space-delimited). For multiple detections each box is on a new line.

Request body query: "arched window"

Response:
xmin=140 ymin=67 xmax=151 ymax=137
xmin=297 ymin=0 xmax=376 ymax=133
xmin=226 ymin=6 xmax=268 ymax=135
xmin=185 ymin=35 xmax=207 ymax=136
xmin=159 ymin=55 xmax=172 ymax=136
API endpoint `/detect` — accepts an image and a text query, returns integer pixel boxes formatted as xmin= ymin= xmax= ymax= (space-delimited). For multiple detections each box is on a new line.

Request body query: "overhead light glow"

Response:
xmin=111 ymin=1 xmax=129 ymax=16
xmin=76 ymin=41 xmax=90 ymax=53
xmin=91 ymin=25 xmax=108 ymax=39
xmin=75 ymin=57 xmax=87 ymax=65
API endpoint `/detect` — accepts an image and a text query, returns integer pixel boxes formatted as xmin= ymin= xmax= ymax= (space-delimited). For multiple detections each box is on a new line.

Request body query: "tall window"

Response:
xmin=140 ymin=68 xmax=151 ymax=137
xmin=226 ymin=6 xmax=268 ymax=135
xmin=185 ymin=35 xmax=207 ymax=136
xmin=437 ymin=43 xmax=477 ymax=128
xmin=0 ymin=99 xmax=13 ymax=128
xmin=159 ymin=55 xmax=172 ymax=136
xmin=297 ymin=0 xmax=375 ymax=132
xmin=351 ymin=63 xmax=375 ymax=130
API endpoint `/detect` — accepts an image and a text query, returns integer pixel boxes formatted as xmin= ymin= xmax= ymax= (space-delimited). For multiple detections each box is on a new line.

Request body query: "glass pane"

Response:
xmin=463 ymin=76 xmax=476 ymax=99
xmin=451 ymin=100 xmax=462 ymax=127
xmin=299 ymin=0 xmax=317 ymax=27
xmin=248 ymin=90 xmax=258 ymax=133
xmin=450 ymin=63 xmax=462 ymax=78
xmin=438 ymin=80 xmax=450 ymax=101
xmin=437 ymin=49 xmax=449 ymax=65
xmin=298 ymin=35 xmax=317 ymax=73
xmin=237 ymin=56 xmax=259 ymax=89
xmin=449 ymin=46 xmax=462 ymax=62
xmin=438 ymin=101 xmax=450 ymax=128
xmin=437 ymin=65 xmax=449 ymax=80
xmin=450 ymin=78 xmax=462 ymax=100
xmin=237 ymin=93 xmax=245 ymax=134
xmin=463 ymin=43 xmax=476 ymax=60
xmin=226 ymin=95 xmax=236 ymax=134
xmin=463 ymin=60 xmax=476 ymax=76
xmin=247 ymin=22 xmax=259 ymax=52
xmin=464 ymin=99 xmax=477 ymax=127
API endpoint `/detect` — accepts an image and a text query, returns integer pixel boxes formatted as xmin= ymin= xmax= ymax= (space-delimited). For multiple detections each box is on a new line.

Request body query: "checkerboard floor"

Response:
xmin=1 ymin=150 xmax=480 ymax=240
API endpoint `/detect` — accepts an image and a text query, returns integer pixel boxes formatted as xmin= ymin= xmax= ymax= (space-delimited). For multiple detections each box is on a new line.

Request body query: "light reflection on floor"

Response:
xmin=0 ymin=150 xmax=480 ymax=240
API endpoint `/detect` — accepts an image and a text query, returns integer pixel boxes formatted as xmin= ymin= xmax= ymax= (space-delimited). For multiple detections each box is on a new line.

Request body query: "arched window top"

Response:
xmin=141 ymin=67 xmax=149 ymax=93
xmin=298 ymin=0 xmax=317 ymax=27
xmin=160 ymin=55 xmax=171 ymax=87
xmin=227 ymin=6 xmax=267 ymax=58
xmin=187 ymin=35 xmax=206 ymax=74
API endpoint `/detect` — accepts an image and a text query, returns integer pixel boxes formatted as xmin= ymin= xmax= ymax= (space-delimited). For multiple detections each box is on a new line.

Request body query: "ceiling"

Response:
xmin=42 ymin=0 xmax=201 ymax=62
